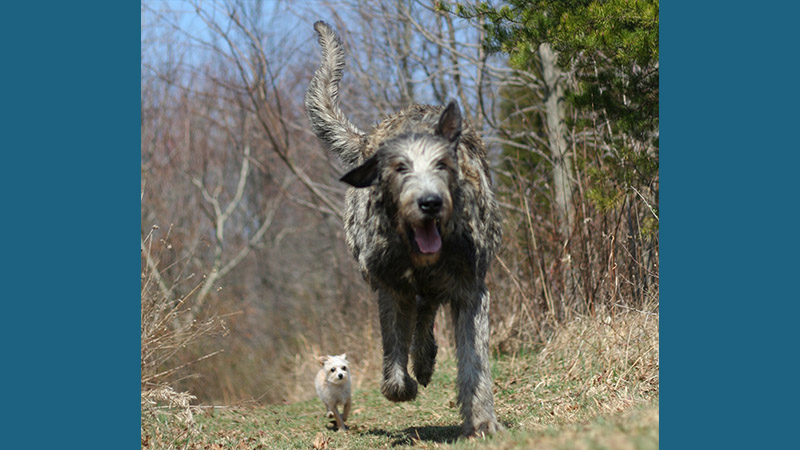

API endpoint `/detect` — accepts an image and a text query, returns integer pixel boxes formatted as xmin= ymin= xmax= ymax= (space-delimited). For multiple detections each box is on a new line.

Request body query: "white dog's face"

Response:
xmin=319 ymin=354 xmax=350 ymax=385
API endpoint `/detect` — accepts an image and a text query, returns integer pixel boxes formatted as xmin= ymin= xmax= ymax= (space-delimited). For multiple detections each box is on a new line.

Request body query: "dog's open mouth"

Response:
xmin=412 ymin=219 xmax=442 ymax=254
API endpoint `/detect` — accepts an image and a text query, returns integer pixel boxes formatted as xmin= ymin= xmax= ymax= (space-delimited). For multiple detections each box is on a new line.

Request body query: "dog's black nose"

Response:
xmin=418 ymin=194 xmax=443 ymax=214
xmin=338 ymin=373 xmax=343 ymax=379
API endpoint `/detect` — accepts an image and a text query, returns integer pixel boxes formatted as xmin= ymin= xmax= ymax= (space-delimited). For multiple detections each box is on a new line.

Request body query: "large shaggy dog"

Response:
xmin=305 ymin=21 xmax=503 ymax=436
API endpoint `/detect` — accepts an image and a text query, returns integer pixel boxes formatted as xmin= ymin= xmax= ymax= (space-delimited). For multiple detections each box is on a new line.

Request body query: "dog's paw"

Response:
xmin=411 ymin=342 xmax=437 ymax=387
xmin=463 ymin=419 xmax=504 ymax=438
xmin=412 ymin=350 xmax=437 ymax=387
xmin=413 ymin=365 xmax=434 ymax=387
xmin=325 ymin=411 xmax=334 ymax=419
xmin=381 ymin=374 xmax=418 ymax=402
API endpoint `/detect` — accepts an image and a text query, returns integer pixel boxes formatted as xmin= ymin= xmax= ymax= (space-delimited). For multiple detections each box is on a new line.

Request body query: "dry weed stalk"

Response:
xmin=141 ymin=225 xmax=229 ymax=444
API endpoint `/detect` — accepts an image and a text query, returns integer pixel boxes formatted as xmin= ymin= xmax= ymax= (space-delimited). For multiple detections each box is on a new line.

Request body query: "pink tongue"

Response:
xmin=414 ymin=221 xmax=442 ymax=254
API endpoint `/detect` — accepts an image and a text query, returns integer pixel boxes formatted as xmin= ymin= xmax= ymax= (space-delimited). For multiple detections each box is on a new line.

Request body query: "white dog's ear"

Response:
xmin=338 ymin=353 xmax=347 ymax=360
xmin=318 ymin=355 xmax=329 ymax=365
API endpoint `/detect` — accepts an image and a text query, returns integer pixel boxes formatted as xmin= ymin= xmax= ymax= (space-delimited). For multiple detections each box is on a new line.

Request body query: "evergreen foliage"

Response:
xmin=455 ymin=0 xmax=659 ymax=145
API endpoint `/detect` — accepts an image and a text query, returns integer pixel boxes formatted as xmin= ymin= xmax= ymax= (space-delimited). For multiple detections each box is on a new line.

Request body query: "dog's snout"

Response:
xmin=337 ymin=373 xmax=344 ymax=379
xmin=418 ymin=194 xmax=443 ymax=215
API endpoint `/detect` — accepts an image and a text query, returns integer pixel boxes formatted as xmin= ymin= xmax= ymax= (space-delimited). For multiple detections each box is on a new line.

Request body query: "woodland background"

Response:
xmin=141 ymin=0 xmax=658 ymax=407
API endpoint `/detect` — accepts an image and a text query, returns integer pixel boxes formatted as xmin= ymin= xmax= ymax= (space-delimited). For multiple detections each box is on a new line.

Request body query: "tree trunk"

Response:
xmin=539 ymin=43 xmax=574 ymax=234
xmin=539 ymin=43 xmax=577 ymax=312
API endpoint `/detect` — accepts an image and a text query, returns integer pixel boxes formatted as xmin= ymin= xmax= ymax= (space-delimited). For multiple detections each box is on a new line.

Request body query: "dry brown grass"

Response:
xmin=494 ymin=300 xmax=658 ymax=432
xmin=141 ymin=225 xmax=230 ymax=447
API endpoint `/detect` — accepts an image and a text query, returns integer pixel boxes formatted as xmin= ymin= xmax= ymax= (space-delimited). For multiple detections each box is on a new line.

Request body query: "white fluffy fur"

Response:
xmin=314 ymin=353 xmax=352 ymax=431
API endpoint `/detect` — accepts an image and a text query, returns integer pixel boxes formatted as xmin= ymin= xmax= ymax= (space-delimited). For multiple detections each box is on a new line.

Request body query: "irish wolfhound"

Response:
xmin=305 ymin=21 xmax=503 ymax=437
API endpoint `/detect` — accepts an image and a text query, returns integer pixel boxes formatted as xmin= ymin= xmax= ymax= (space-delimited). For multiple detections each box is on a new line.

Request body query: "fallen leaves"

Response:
xmin=312 ymin=432 xmax=331 ymax=449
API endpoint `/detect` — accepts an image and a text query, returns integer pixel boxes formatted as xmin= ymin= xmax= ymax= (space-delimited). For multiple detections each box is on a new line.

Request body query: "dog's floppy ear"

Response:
xmin=436 ymin=100 xmax=462 ymax=143
xmin=340 ymin=154 xmax=379 ymax=188
xmin=318 ymin=355 xmax=329 ymax=366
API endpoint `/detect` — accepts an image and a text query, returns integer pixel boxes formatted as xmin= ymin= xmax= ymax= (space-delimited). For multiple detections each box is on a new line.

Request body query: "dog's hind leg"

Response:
xmin=453 ymin=285 xmax=503 ymax=437
xmin=378 ymin=288 xmax=418 ymax=402
xmin=411 ymin=296 xmax=439 ymax=387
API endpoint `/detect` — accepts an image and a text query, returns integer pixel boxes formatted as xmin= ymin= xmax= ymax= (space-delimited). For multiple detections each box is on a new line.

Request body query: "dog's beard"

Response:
xmin=413 ymin=219 xmax=442 ymax=254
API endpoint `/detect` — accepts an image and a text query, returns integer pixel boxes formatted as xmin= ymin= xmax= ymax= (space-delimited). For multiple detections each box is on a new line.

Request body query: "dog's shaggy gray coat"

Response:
xmin=305 ymin=21 xmax=503 ymax=437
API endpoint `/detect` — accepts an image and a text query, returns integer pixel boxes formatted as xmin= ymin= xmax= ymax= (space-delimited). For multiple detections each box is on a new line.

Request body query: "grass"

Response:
xmin=142 ymin=307 xmax=658 ymax=449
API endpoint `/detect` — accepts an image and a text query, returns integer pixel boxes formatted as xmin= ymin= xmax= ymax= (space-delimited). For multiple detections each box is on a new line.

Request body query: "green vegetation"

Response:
xmin=458 ymin=0 xmax=659 ymax=144
xmin=455 ymin=0 xmax=659 ymax=225
xmin=143 ymin=307 xmax=658 ymax=449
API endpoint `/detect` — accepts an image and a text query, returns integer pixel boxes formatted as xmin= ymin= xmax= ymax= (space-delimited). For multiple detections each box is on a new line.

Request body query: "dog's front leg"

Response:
xmin=342 ymin=397 xmax=351 ymax=422
xmin=329 ymin=404 xmax=348 ymax=431
xmin=453 ymin=285 xmax=503 ymax=437
xmin=378 ymin=288 xmax=418 ymax=402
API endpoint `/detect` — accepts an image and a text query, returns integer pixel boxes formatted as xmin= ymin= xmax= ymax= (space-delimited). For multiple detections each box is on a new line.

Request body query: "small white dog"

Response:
xmin=315 ymin=353 xmax=352 ymax=431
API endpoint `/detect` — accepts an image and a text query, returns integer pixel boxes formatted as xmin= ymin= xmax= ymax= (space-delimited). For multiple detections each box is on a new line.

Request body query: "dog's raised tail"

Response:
xmin=305 ymin=21 xmax=364 ymax=169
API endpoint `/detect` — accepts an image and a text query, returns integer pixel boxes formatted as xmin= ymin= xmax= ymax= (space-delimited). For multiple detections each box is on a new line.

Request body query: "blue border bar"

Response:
xmin=2 ymin=2 xmax=140 ymax=448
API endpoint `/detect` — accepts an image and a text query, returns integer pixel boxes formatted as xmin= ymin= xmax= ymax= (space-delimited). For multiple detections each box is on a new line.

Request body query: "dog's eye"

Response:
xmin=436 ymin=161 xmax=449 ymax=171
xmin=342 ymin=366 xmax=347 ymax=371
xmin=330 ymin=368 xmax=335 ymax=373
xmin=395 ymin=163 xmax=409 ymax=174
